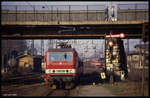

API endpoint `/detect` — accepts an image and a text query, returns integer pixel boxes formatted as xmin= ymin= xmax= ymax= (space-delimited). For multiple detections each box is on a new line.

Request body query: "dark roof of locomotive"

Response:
xmin=47 ymin=48 xmax=76 ymax=52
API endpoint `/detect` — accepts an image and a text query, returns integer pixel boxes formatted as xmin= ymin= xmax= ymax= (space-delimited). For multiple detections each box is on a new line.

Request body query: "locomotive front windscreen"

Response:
xmin=49 ymin=52 xmax=73 ymax=62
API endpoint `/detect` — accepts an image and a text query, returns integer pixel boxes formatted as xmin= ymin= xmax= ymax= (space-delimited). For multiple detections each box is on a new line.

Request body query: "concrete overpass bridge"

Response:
xmin=1 ymin=4 xmax=149 ymax=39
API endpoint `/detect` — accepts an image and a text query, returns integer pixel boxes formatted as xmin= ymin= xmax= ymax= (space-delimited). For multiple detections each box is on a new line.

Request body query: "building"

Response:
xmin=16 ymin=51 xmax=34 ymax=69
xmin=127 ymin=44 xmax=149 ymax=69
xmin=16 ymin=50 xmax=42 ymax=72
xmin=134 ymin=44 xmax=149 ymax=54
xmin=1 ymin=40 xmax=27 ymax=72
xmin=127 ymin=51 xmax=149 ymax=69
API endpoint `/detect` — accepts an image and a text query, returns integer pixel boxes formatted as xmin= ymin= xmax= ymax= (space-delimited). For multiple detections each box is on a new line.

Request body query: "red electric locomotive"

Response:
xmin=45 ymin=48 xmax=83 ymax=89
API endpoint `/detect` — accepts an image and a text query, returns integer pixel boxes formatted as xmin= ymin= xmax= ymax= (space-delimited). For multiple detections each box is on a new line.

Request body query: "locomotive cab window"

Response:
xmin=49 ymin=53 xmax=60 ymax=61
xmin=49 ymin=52 xmax=72 ymax=62
xmin=61 ymin=53 xmax=72 ymax=61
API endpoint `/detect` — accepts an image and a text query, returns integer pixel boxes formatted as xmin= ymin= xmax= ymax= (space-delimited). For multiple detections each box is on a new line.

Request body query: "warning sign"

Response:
xmin=100 ymin=72 xmax=106 ymax=79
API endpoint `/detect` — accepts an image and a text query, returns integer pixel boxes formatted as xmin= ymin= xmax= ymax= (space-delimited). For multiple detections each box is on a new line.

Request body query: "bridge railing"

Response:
xmin=117 ymin=3 xmax=149 ymax=21
xmin=1 ymin=4 xmax=149 ymax=23
xmin=1 ymin=5 xmax=106 ymax=22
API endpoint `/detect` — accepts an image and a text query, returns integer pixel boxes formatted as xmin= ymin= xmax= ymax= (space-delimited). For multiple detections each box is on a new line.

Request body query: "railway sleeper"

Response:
xmin=48 ymin=80 xmax=60 ymax=89
xmin=47 ymin=79 xmax=75 ymax=90
xmin=64 ymin=81 xmax=75 ymax=90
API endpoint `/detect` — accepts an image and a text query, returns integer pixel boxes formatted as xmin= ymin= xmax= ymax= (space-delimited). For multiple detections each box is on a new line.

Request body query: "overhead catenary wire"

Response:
xmin=44 ymin=2 xmax=50 ymax=10
xmin=26 ymin=2 xmax=36 ymax=21
xmin=26 ymin=2 xmax=35 ymax=10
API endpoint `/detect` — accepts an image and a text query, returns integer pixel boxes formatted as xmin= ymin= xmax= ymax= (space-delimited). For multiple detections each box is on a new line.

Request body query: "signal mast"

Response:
xmin=104 ymin=32 xmax=127 ymax=84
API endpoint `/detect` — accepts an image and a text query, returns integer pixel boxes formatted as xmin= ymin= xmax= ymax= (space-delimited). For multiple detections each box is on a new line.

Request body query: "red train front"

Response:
xmin=45 ymin=48 xmax=83 ymax=89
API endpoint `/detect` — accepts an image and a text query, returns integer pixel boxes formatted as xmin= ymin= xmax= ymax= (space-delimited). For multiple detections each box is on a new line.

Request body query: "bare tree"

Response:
xmin=1 ymin=40 xmax=28 ymax=70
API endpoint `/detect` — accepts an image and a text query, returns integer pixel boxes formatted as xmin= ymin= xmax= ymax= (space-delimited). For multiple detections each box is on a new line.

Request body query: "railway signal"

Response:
xmin=100 ymin=72 xmax=106 ymax=79
xmin=120 ymin=33 xmax=125 ymax=38
xmin=108 ymin=41 xmax=114 ymax=47
xmin=106 ymin=33 xmax=125 ymax=38
xmin=105 ymin=34 xmax=127 ymax=84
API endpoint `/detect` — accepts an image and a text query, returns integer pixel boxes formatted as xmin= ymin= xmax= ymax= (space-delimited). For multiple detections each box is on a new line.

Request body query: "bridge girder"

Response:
xmin=1 ymin=22 xmax=148 ymax=39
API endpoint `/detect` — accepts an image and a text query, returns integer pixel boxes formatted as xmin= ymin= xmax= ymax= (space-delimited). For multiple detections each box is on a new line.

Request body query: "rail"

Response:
xmin=1 ymin=4 xmax=149 ymax=24
xmin=117 ymin=3 xmax=149 ymax=21
xmin=1 ymin=5 xmax=105 ymax=22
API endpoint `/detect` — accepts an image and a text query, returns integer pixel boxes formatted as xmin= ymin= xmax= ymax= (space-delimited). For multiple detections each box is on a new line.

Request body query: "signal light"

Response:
xmin=108 ymin=41 xmax=114 ymax=46
xmin=120 ymin=33 xmax=125 ymax=38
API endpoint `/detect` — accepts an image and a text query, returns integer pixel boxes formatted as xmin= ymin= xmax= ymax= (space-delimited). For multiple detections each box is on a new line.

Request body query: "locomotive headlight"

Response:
xmin=69 ymin=69 xmax=75 ymax=73
xmin=45 ymin=69 xmax=51 ymax=73
xmin=73 ymin=69 xmax=76 ymax=73
xmin=45 ymin=69 xmax=49 ymax=73
xmin=70 ymin=69 xmax=72 ymax=73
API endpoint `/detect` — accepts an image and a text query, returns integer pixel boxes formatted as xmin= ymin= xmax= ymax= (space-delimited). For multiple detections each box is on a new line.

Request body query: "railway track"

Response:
xmin=44 ymin=83 xmax=72 ymax=96
xmin=46 ymin=89 xmax=70 ymax=96
xmin=2 ymin=72 xmax=44 ymax=85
